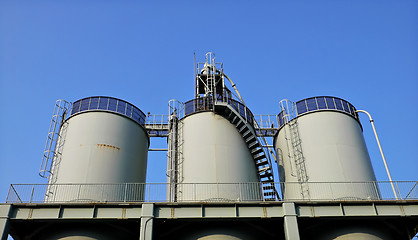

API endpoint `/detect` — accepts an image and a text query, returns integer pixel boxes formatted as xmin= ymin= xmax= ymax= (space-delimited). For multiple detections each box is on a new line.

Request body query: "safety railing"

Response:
xmin=70 ymin=96 xmax=147 ymax=125
xmin=184 ymin=97 xmax=254 ymax=124
xmin=278 ymin=96 xmax=360 ymax=129
xmin=6 ymin=181 xmax=417 ymax=204
xmin=146 ymin=114 xmax=169 ymax=125
xmin=184 ymin=97 xmax=214 ymax=116
xmin=253 ymin=115 xmax=278 ymax=136
xmin=145 ymin=114 xmax=169 ymax=136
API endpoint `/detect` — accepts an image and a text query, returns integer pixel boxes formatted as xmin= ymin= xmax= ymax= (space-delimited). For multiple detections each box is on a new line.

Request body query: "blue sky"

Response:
xmin=0 ymin=0 xmax=417 ymax=202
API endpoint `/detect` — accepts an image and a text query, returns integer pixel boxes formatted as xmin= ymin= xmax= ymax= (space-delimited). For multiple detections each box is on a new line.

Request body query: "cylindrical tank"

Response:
xmin=30 ymin=222 xmax=137 ymax=240
xmin=186 ymin=230 xmax=252 ymax=240
xmin=176 ymin=99 xmax=262 ymax=201
xmin=46 ymin=96 xmax=149 ymax=202
xmin=274 ymin=96 xmax=380 ymax=200
xmin=302 ymin=220 xmax=398 ymax=240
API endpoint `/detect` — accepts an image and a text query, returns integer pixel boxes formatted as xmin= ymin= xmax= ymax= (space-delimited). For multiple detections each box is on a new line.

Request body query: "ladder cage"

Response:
xmin=39 ymin=99 xmax=71 ymax=178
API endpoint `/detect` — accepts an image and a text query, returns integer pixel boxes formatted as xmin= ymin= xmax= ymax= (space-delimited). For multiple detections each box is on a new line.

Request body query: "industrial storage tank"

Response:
xmin=174 ymin=97 xmax=262 ymax=201
xmin=165 ymin=53 xmax=270 ymax=202
xmin=45 ymin=96 xmax=149 ymax=202
xmin=274 ymin=96 xmax=380 ymax=200
xmin=167 ymin=52 xmax=270 ymax=201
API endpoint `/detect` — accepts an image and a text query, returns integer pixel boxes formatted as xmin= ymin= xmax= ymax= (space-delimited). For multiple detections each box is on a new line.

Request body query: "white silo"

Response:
xmin=168 ymin=53 xmax=267 ymax=202
xmin=274 ymin=96 xmax=380 ymax=201
xmin=176 ymin=109 xmax=262 ymax=201
xmin=44 ymin=96 xmax=149 ymax=202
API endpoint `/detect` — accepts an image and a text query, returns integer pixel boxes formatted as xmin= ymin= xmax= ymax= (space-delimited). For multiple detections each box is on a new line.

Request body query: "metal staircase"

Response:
xmin=214 ymin=102 xmax=278 ymax=201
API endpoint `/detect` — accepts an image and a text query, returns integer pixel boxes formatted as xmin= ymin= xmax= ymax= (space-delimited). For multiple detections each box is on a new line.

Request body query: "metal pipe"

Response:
xmin=222 ymin=73 xmax=246 ymax=106
xmin=356 ymin=110 xmax=398 ymax=199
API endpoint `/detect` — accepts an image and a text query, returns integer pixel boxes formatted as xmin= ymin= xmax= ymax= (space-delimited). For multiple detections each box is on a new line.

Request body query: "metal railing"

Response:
xmin=253 ymin=114 xmax=278 ymax=136
xmin=278 ymin=96 xmax=360 ymax=129
xmin=143 ymin=113 xmax=277 ymax=137
xmin=6 ymin=181 xmax=417 ymax=204
xmin=70 ymin=96 xmax=147 ymax=125
xmin=184 ymin=97 xmax=254 ymax=124
xmin=145 ymin=114 xmax=169 ymax=136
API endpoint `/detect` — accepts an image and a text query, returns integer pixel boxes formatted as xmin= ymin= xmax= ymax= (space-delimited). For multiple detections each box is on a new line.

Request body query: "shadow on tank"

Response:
xmin=153 ymin=218 xmax=285 ymax=240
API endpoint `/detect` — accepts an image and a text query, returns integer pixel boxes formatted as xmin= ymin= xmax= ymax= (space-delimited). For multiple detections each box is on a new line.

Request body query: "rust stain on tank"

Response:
xmin=97 ymin=143 xmax=120 ymax=151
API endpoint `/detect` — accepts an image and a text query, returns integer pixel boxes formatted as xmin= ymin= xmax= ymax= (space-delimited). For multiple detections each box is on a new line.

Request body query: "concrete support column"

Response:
xmin=283 ymin=202 xmax=300 ymax=240
xmin=0 ymin=205 xmax=12 ymax=240
xmin=140 ymin=203 xmax=154 ymax=240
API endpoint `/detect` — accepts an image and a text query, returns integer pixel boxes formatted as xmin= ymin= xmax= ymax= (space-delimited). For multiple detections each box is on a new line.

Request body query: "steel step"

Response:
xmin=254 ymin=153 xmax=266 ymax=161
xmin=256 ymin=160 xmax=269 ymax=168
xmin=245 ymin=135 xmax=256 ymax=144
xmin=261 ymin=178 xmax=274 ymax=183
xmin=231 ymin=115 xmax=239 ymax=124
xmin=251 ymin=148 xmax=263 ymax=155
xmin=239 ymin=125 xmax=248 ymax=133
xmin=263 ymin=185 xmax=275 ymax=190
xmin=242 ymin=129 xmax=252 ymax=138
xmin=263 ymin=192 xmax=276 ymax=196
xmin=258 ymin=167 xmax=270 ymax=173
xmin=235 ymin=120 xmax=245 ymax=128
xmin=259 ymin=172 xmax=273 ymax=178
xmin=248 ymin=141 xmax=259 ymax=150
xmin=264 ymin=198 xmax=276 ymax=201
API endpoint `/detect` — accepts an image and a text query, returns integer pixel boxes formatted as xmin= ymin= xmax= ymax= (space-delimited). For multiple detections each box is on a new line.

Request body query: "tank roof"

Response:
xmin=278 ymin=96 xmax=360 ymax=130
xmin=69 ymin=96 xmax=146 ymax=125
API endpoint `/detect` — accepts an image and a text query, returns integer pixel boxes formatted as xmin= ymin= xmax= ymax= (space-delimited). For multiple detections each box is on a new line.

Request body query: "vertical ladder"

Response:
xmin=47 ymin=121 xmax=69 ymax=185
xmin=167 ymin=111 xmax=178 ymax=202
xmin=167 ymin=100 xmax=184 ymax=202
xmin=279 ymin=99 xmax=309 ymax=200
xmin=287 ymin=119 xmax=309 ymax=199
xmin=39 ymin=100 xmax=71 ymax=179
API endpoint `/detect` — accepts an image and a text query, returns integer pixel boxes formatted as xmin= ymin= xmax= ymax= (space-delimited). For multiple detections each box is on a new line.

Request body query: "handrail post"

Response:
xmin=404 ymin=181 xmax=418 ymax=199
xmin=147 ymin=183 xmax=151 ymax=203
xmin=395 ymin=181 xmax=402 ymax=200
xmin=77 ymin=184 xmax=82 ymax=201
xmin=356 ymin=110 xmax=398 ymax=200
xmin=6 ymin=185 xmax=12 ymax=203
xmin=29 ymin=184 xmax=35 ymax=203
xmin=373 ymin=181 xmax=381 ymax=200
xmin=194 ymin=183 xmax=197 ymax=202
xmin=239 ymin=183 xmax=242 ymax=202
xmin=8 ymin=184 xmax=22 ymax=203
xmin=124 ymin=183 xmax=128 ymax=202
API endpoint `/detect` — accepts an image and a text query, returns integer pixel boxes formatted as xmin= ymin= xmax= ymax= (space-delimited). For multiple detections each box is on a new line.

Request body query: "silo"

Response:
xmin=45 ymin=96 xmax=149 ymax=202
xmin=274 ymin=96 xmax=380 ymax=201
xmin=167 ymin=53 xmax=265 ymax=202
xmin=175 ymin=100 xmax=262 ymax=201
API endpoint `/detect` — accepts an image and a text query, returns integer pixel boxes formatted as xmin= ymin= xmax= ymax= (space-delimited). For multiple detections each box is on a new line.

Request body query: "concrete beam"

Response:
xmin=283 ymin=202 xmax=300 ymax=240
xmin=140 ymin=203 xmax=154 ymax=240
xmin=0 ymin=205 xmax=12 ymax=240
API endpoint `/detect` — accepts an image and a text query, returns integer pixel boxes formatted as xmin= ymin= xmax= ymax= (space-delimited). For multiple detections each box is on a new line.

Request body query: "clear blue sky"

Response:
xmin=0 ymin=0 xmax=417 ymax=202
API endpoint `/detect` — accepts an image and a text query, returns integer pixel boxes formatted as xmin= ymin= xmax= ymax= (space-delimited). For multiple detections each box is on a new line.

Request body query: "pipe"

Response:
xmin=222 ymin=73 xmax=246 ymax=106
xmin=356 ymin=110 xmax=398 ymax=200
